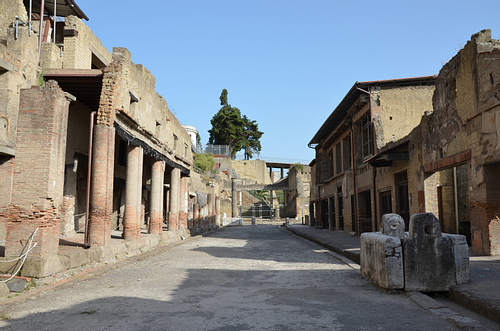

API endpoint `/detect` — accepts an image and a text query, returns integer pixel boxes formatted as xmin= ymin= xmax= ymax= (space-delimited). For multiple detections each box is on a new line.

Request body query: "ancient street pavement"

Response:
xmin=0 ymin=226 xmax=460 ymax=331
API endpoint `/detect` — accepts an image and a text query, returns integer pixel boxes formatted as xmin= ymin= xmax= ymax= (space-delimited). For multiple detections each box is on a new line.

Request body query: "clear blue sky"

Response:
xmin=81 ymin=0 xmax=500 ymax=164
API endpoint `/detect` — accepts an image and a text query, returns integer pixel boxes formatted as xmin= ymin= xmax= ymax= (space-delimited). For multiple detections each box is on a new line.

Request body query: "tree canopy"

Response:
xmin=208 ymin=89 xmax=263 ymax=159
xmin=242 ymin=115 xmax=264 ymax=160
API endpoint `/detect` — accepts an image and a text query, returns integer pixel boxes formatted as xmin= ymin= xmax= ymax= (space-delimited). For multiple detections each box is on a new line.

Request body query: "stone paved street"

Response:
xmin=0 ymin=225 xmax=460 ymax=330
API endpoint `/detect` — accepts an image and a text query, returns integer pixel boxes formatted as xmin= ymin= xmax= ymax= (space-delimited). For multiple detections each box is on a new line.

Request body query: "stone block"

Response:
xmin=0 ymin=283 xmax=9 ymax=297
xmin=7 ymin=278 xmax=26 ymax=292
xmin=87 ymin=246 xmax=104 ymax=261
xmin=403 ymin=213 xmax=457 ymax=292
xmin=21 ymin=255 xmax=65 ymax=278
xmin=59 ymin=250 xmax=90 ymax=269
xmin=360 ymin=232 xmax=404 ymax=289
xmin=443 ymin=233 xmax=470 ymax=284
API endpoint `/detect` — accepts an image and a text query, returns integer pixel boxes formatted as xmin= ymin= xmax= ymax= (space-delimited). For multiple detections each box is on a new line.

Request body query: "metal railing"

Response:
xmin=205 ymin=145 xmax=232 ymax=157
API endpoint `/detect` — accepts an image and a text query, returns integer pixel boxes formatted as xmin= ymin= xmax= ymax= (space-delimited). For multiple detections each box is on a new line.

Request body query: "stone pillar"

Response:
xmin=88 ymin=124 xmax=114 ymax=246
xmin=149 ymin=159 xmax=164 ymax=234
xmin=169 ymin=167 xmax=181 ymax=231
xmin=231 ymin=178 xmax=237 ymax=217
xmin=208 ymin=192 xmax=213 ymax=229
xmin=179 ymin=176 xmax=188 ymax=229
xmin=165 ymin=188 xmax=169 ymax=229
xmin=211 ymin=185 xmax=216 ymax=228
xmin=215 ymin=196 xmax=221 ymax=227
xmin=123 ymin=145 xmax=141 ymax=240
xmin=60 ymin=196 xmax=76 ymax=236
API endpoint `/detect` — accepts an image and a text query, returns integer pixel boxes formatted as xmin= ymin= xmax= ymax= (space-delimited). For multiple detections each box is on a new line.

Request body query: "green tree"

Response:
xmin=208 ymin=89 xmax=245 ymax=157
xmin=242 ymin=115 xmax=264 ymax=160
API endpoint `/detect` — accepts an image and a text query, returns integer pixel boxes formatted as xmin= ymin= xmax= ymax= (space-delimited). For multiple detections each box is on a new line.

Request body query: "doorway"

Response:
xmin=337 ymin=187 xmax=344 ymax=230
xmin=321 ymin=199 xmax=329 ymax=229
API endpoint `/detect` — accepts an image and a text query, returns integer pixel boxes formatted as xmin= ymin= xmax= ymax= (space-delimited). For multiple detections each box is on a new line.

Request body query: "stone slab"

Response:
xmin=360 ymin=232 xmax=404 ymax=289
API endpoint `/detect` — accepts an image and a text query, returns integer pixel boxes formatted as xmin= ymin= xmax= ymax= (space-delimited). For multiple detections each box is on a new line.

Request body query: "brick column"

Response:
xmin=88 ymin=124 xmax=114 ymax=246
xmin=149 ymin=159 xmax=164 ymax=234
xmin=123 ymin=145 xmax=141 ymax=240
xmin=169 ymin=167 xmax=181 ymax=231
xmin=105 ymin=127 xmax=115 ymax=240
xmin=4 ymin=83 xmax=70 ymax=257
xmin=137 ymin=148 xmax=144 ymax=236
xmin=179 ymin=176 xmax=188 ymax=229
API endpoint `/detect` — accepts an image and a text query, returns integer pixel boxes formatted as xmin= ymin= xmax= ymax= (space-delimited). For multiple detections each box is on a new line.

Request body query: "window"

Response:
xmin=361 ymin=115 xmax=372 ymax=159
xmin=155 ymin=120 xmax=161 ymax=136
xmin=335 ymin=143 xmax=342 ymax=174
xmin=173 ymin=134 xmax=178 ymax=151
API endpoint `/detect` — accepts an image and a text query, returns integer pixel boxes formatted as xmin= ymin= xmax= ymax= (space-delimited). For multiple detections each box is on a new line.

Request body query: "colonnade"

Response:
xmin=87 ymin=136 xmax=219 ymax=246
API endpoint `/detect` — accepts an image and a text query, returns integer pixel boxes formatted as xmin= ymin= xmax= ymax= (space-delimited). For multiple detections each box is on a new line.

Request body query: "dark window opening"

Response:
xmin=335 ymin=143 xmax=342 ymax=174
xmin=361 ymin=115 xmax=372 ymax=159
xmin=118 ymin=139 xmax=127 ymax=167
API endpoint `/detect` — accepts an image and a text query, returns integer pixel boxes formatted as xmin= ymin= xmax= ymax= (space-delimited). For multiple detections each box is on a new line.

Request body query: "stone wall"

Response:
xmin=217 ymin=159 xmax=272 ymax=184
xmin=406 ymin=29 xmax=500 ymax=255
xmin=62 ymin=16 xmax=112 ymax=69
xmin=110 ymin=47 xmax=192 ymax=168
xmin=0 ymin=0 xmax=40 ymax=150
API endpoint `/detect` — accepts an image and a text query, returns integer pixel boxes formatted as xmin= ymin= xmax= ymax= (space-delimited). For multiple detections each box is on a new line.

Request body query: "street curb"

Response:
xmin=407 ymin=292 xmax=487 ymax=330
xmin=285 ymin=226 xmax=360 ymax=264
xmin=448 ymin=287 xmax=500 ymax=325
xmin=285 ymin=226 xmax=494 ymax=330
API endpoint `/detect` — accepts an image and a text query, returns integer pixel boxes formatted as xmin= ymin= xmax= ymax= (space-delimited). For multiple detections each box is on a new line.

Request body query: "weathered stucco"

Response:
xmin=406 ymin=29 xmax=500 ymax=255
xmin=375 ymin=86 xmax=435 ymax=150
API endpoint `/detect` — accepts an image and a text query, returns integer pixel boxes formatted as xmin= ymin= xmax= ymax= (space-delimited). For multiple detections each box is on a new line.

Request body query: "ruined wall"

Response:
xmin=111 ymin=47 xmax=192 ymax=168
xmin=62 ymin=16 xmax=111 ymax=69
xmin=284 ymin=164 xmax=311 ymax=219
xmin=405 ymin=30 xmax=500 ymax=255
xmin=217 ymin=159 xmax=272 ymax=184
xmin=2 ymin=81 xmax=70 ymax=256
xmin=374 ymin=86 xmax=435 ymax=150
xmin=0 ymin=0 xmax=26 ymax=41
xmin=40 ymin=42 xmax=63 ymax=69
xmin=0 ymin=0 xmax=40 ymax=150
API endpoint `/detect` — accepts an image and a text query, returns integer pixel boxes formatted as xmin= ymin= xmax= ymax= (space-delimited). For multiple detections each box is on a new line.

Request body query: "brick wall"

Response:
xmin=62 ymin=16 xmax=112 ymax=70
xmin=3 ymin=81 xmax=70 ymax=256
xmin=2 ymin=205 xmax=60 ymax=256
xmin=13 ymin=82 xmax=69 ymax=207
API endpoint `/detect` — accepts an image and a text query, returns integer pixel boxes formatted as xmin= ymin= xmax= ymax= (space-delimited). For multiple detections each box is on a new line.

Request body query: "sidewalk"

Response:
xmin=0 ymin=227 xmax=202 ymax=295
xmin=286 ymin=224 xmax=500 ymax=325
